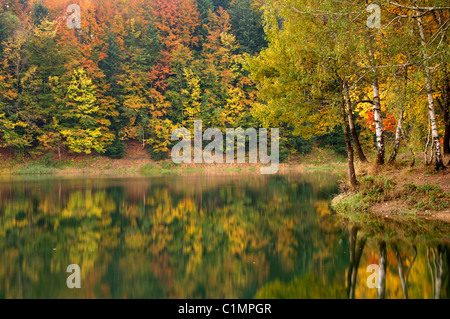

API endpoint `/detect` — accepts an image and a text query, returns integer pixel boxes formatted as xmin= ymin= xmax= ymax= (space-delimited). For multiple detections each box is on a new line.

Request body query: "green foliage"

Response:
xmin=147 ymin=146 xmax=169 ymax=161
xmin=360 ymin=176 xmax=397 ymax=199
xmin=333 ymin=176 xmax=450 ymax=219
xmin=278 ymin=147 xmax=290 ymax=163
xmin=12 ymin=163 xmax=56 ymax=175
xmin=317 ymin=128 xmax=347 ymax=156
xmin=331 ymin=193 xmax=371 ymax=216
xmin=212 ymin=0 xmax=231 ymax=10
xmin=104 ymin=140 xmax=127 ymax=159
xmin=293 ymin=136 xmax=314 ymax=155
xmin=229 ymin=0 xmax=267 ymax=54
xmin=160 ymin=160 xmax=178 ymax=170
xmin=12 ymin=153 xmax=66 ymax=174
xmin=0 ymin=11 xmax=20 ymax=54
xmin=99 ymin=32 xmax=122 ymax=81
xmin=138 ymin=163 xmax=161 ymax=175
xmin=32 ymin=1 xmax=49 ymax=26
xmin=38 ymin=153 xmax=60 ymax=168
xmin=402 ymin=183 xmax=450 ymax=211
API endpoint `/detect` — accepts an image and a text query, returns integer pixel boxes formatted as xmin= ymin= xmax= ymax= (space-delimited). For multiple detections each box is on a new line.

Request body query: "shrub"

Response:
xmin=147 ymin=147 xmax=169 ymax=161
xmin=38 ymin=153 xmax=60 ymax=168
xmin=416 ymin=183 xmax=442 ymax=194
xmin=331 ymin=193 xmax=370 ymax=216
xmin=359 ymin=176 xmax=396 ymax=202
xmin=105 ymin=140 xmax=126 ymax=159
xmin=402 ymin=182 xmax=417 ymax=192
xmin=316 ymin=128 xmax=346 ymax=156
xmin=279 ymin=147 xmax=290 ymax=163
xmin=294 ymin=136 xmax=314 ymax=155
xmin=160 ymin=161 xmax=178 ymax=170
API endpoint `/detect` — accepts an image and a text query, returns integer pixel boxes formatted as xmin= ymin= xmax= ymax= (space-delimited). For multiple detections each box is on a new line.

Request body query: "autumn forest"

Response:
xmin=0 ymin=0 xmax=267 ymax=161
xmin=0 ymin=1 xmax=449 ymax=183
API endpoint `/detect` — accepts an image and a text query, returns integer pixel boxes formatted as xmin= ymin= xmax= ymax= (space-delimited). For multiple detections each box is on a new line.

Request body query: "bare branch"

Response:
xmin=388 ymin=1 xmax=450 ymax=11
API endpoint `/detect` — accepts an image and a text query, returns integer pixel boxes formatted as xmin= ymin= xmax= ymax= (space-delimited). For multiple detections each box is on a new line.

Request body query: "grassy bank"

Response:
xmin=332 ymin=160 xmax=450 ymax=225
xmin=0 ymin=145 xmax=346 ymax=177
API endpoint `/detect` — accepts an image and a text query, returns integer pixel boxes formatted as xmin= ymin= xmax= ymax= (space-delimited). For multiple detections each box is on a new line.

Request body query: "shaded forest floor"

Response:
xmin=332 ymin=152 xmax=450 ymax=225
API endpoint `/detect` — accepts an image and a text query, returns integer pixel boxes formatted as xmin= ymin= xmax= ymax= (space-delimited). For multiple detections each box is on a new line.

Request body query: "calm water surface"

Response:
xmin=0 ymin=172 xmax=448 ymax=298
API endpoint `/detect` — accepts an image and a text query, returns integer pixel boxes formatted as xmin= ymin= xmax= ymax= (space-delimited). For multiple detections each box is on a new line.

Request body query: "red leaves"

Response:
xmin=364 ymin=111 xmax=398 ymax=134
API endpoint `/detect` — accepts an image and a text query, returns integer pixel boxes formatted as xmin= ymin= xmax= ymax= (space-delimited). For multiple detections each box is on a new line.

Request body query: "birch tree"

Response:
xmin=386 ymin=1 xmax=449 ymax=169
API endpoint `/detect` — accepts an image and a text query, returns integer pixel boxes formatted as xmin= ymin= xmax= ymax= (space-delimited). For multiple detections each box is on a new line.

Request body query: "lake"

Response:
xmin=0 ymin=172 xmax=448 ymax=299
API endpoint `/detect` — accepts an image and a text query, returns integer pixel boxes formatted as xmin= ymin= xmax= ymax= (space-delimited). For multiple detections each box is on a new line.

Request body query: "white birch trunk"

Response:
xmin=416 ymin=11 xmax=445 ymax=169
xmin=372 ymin=77 xmax=385 ymax=165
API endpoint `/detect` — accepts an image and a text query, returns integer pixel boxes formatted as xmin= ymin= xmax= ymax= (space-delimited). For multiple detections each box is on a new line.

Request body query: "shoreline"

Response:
xmin=331 ymin=163 xmax=450 ymax=225
xmin=2 ymin=148 xmax=449 ymax=226
xmin=0 ymin=161 xmax=346 ymax=178
xmin=0 ymin=145 xmax=347 ymax=177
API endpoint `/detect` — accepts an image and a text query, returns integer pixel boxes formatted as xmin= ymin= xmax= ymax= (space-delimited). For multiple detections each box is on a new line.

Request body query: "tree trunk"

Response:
xmin=368 ymin=39 xmax=385 ymax=166
xmin=388 ymin=110 xmax=404 ymax=165
xmin=424 ymin=118 xmax=432 ymax=165
xmin=343 ymin=80 xmax=368 ymax=163
xmin=372 ymin=77 xmax=385 ymax=166
xmin=416 ymin=12 xmax=445 ymax=170
xmin=340 ymin=99 xmax=358 ymax=187
xmin=400 ymin=127 xmax=415 ymax=167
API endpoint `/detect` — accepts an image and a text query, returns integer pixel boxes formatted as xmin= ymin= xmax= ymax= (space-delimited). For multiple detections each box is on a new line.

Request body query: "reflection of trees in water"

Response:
xmin=391 ymin=243 xmax=417 ymax=299
xmin=377 ymin=241 xmax=386 ymax=299
xmin=345 ymin=227 xmax=450 ymax=299
xmin=0 ymin=173 xmax=341 ymax=298
xmin=346 ymin=226 xmax=366 ymax=299
xmin=427 ymin=246 xmax=446 ymax=299
xmin=2 ymin=174 xmax=448 ymax=299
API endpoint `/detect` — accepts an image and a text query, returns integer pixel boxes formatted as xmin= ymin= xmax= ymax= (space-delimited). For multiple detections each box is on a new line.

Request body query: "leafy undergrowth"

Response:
xmin=332 ymin=175 xmax=450 ymax=215
xmin=402 ymin=182 xmax=449 ymax=211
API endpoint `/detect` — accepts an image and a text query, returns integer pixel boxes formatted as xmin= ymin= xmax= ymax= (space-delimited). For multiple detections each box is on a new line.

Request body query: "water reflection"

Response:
xmin=344 ymin=225 xmax=450 ymax=299
xmin=0 ymin=173 xmax=448 ymax=299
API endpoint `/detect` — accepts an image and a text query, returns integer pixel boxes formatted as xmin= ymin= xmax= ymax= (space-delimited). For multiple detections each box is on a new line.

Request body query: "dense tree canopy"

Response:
xmin=0 ymin=0 xmax=449 ymax=180
xmin=0 ymin=0 xmax=262 ymax=158
xmin=248 ymin=0 xmax=450 ymax=184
